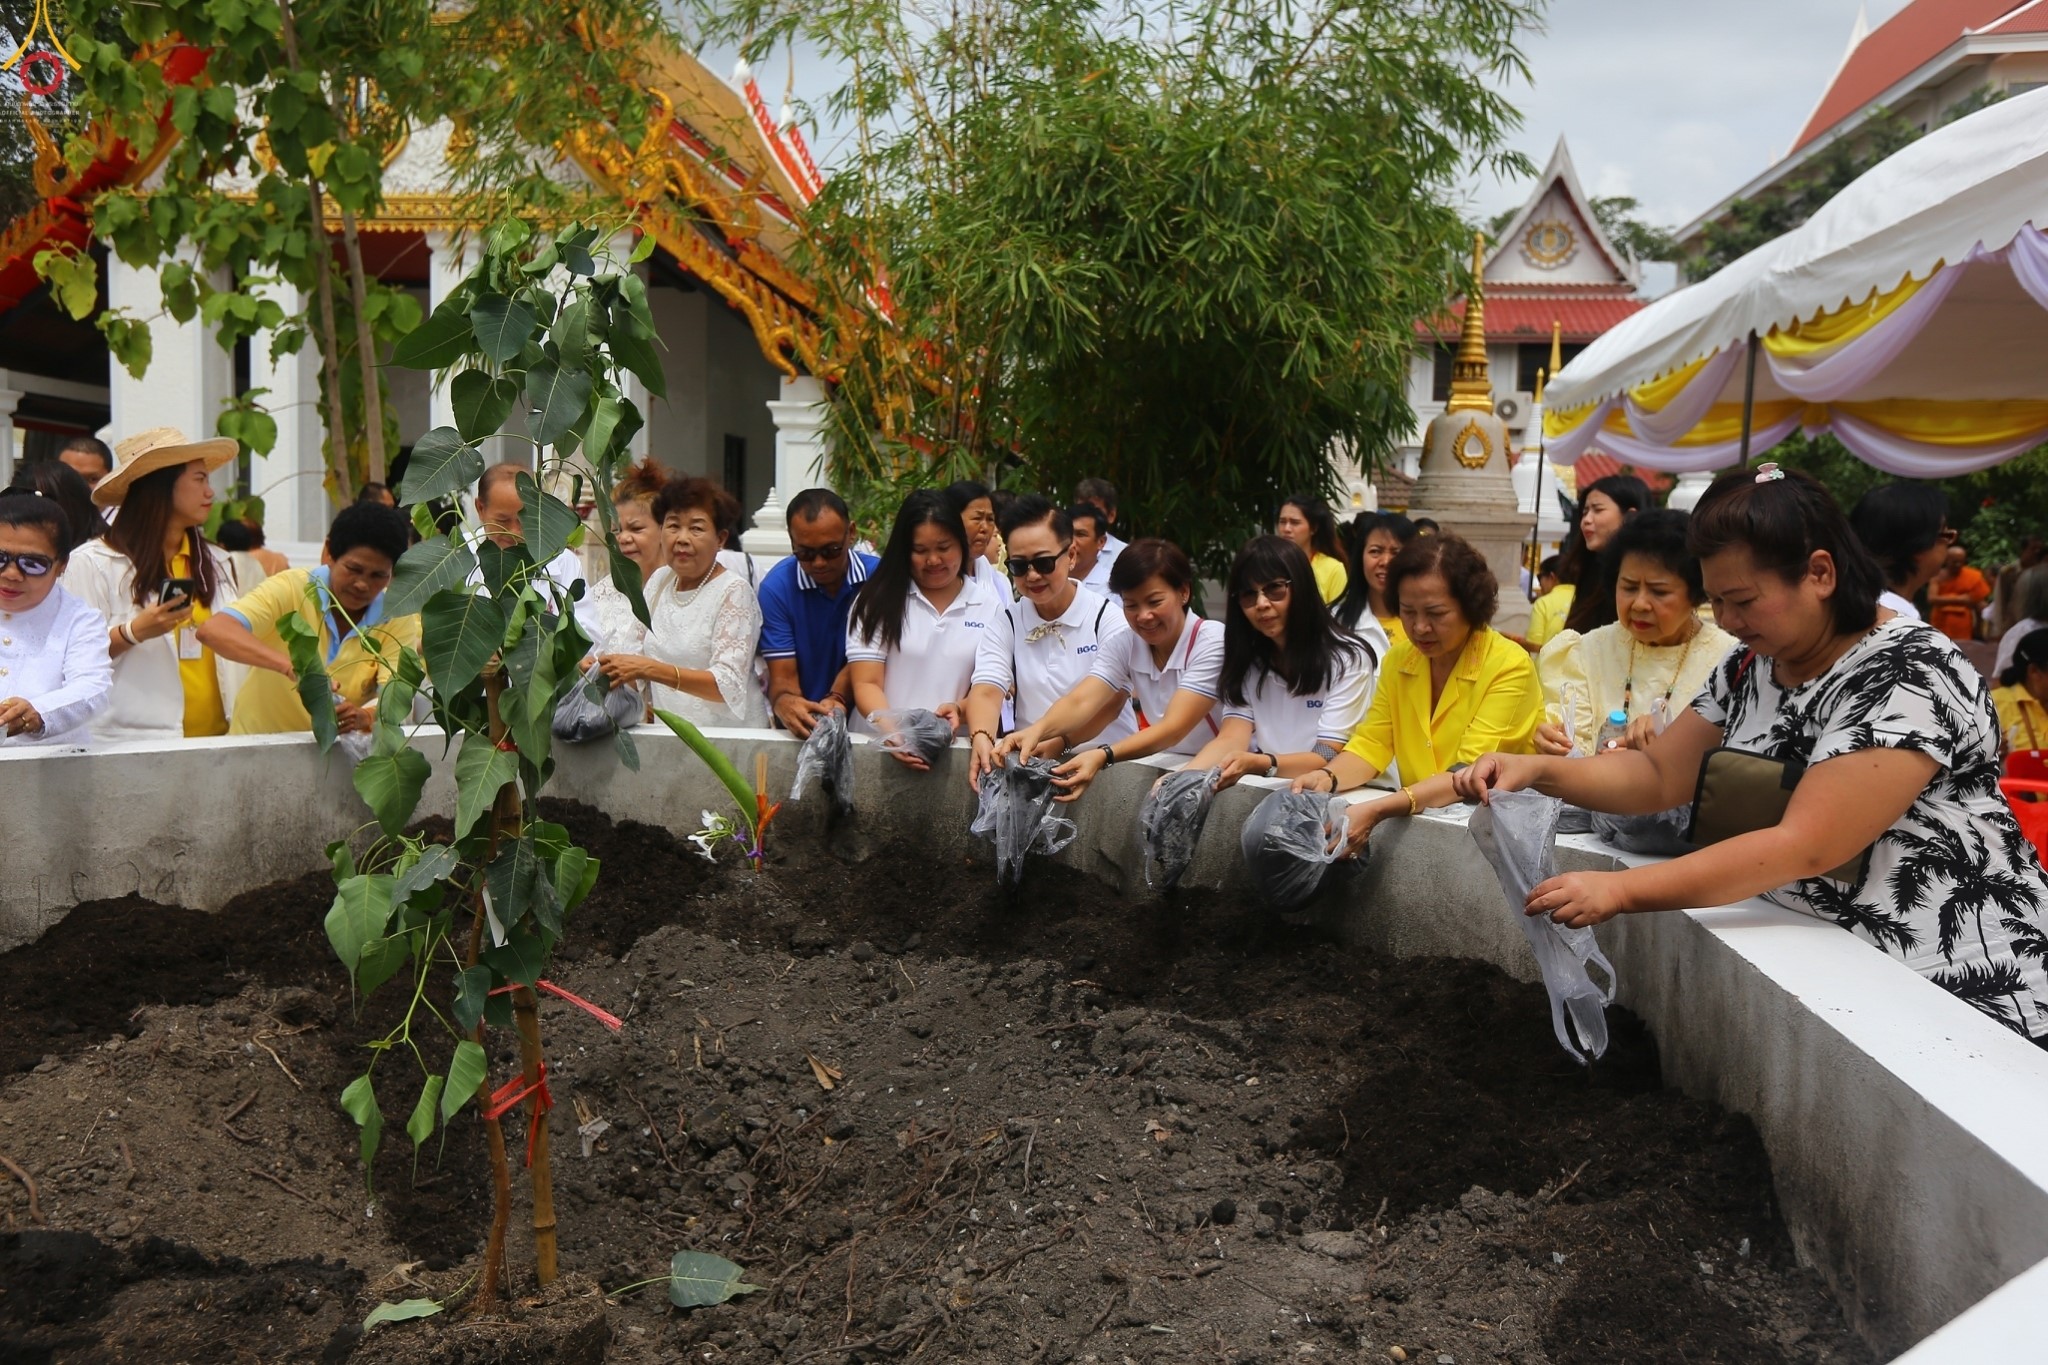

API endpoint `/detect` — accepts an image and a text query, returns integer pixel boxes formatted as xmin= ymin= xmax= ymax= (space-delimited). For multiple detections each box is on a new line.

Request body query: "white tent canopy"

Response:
xmin=1544 ymin=83 xmax=2048 ymax=476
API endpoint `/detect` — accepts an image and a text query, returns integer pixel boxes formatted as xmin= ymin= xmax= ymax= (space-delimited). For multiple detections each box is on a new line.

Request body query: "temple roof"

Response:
xmin=1790 ymin=0 xmax=2044 ymax=155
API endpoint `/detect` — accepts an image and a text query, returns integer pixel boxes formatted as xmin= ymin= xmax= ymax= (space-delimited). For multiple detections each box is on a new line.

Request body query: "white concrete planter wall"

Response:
xmin=10 ymin=728 xmax=2047 ymax=1359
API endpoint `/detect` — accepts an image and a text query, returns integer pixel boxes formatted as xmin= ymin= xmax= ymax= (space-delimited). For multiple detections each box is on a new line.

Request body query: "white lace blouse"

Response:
xmin=585 ymin=573 xmax=652 ymax=655
xmin=642 ymin=566 xmax=767 ymax=727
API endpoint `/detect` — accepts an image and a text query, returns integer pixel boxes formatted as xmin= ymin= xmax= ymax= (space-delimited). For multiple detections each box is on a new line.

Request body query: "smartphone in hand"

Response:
xmin=158 ymin=577 xmax=202 ymax=606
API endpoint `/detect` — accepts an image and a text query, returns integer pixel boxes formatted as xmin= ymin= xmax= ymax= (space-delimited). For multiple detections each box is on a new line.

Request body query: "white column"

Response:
xmin=1666 ymin=469 xmax=1715 ymax=513
xmin=107 ymin=257 xmax=235 ymax=491
xmin=246 ymin=282 xmax=327 ymax=547
xmin=0 ymin=382 xmax=20 ymax=487
xmin=609 ymin=233 xmax=650 ymax=461
xmin=739 ymin=374 xmax=829 ymax=558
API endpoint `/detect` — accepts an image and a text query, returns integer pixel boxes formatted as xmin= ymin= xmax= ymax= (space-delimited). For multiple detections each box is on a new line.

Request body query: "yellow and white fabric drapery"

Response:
xmin=1544 ymin=84 xmax=2048 ymax=477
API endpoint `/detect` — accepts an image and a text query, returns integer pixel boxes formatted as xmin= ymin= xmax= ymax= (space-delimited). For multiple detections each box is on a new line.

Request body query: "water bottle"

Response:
xmin=1595 ymin=708 xmax=1629 ymax=753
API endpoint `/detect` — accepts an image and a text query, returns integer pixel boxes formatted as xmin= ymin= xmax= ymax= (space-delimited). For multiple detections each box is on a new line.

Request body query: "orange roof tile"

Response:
xmin=1791 ymin=0 xmax=2023 ymax=153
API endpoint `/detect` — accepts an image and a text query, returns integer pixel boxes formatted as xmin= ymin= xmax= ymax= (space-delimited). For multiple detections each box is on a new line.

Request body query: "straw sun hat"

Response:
xmin=91 ymin=427 xmax=238 ymax=508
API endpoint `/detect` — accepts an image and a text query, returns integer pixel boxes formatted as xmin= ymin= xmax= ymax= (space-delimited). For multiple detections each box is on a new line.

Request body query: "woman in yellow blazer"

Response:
xmin=1295 ymin=532 xmax=1540 ymax=855
xmin=1994 ymin=628 xmax=2048 ymax=756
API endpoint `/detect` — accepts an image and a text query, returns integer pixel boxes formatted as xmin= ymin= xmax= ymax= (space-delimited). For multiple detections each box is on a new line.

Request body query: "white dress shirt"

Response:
xmin=972 ymin=584 xmax=1136 ymax=740
xmin=1086 ymin=610 xmax=1223 ymax=755
xmin=0 ymin=583 xmax=114 ymax=745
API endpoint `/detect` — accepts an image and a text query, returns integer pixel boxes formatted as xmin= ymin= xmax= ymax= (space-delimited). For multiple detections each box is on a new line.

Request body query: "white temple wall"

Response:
xmin=107 ymin=257 xmax=236 ymax=493
xmin=644 ymin=281 xmax=779 ymax=505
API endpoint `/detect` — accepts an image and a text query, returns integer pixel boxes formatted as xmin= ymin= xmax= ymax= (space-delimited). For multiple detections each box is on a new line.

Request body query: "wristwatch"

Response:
xmin=1265 ymin=753 xmax=1280 ymax=777
xmin=1096 ymin=744 xmax=1116 ymax=766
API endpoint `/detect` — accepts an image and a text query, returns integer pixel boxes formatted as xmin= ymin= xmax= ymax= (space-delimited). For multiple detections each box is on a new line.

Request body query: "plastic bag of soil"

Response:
xmin=1140 ymin=766 xmax=1220 ymax=889
xmin=872 ymin=708 xmax=955 ymax=765
xmin=553 ymin=663 xmax=644 ymax=743
xmin=1589 ymin=805 xmax=1693 ymax=857
xmin=1239 ymin=788 xmax=1345 ymax=910
xmin=1468 ymin=788 xmax=1617 ymax=1065
xmin=970 ymin=753 xmax=1077 ymax=885
xmin=791 ymin=708 xmax=855 ymax=817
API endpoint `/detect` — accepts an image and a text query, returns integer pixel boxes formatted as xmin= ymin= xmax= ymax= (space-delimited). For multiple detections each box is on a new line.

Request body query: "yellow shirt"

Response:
xmin=1993 ymin=684 xmax=2048 ymax=754
xmin=1525 ymin=584 xmax=1575 ymax=649
xmin=222 ymin=567 xmax=422 ymax=735
xmin=1342 ymin=627 xmax=1541 ymax=783
xmin=1311 ymin=553 xmax=1349 ymax=606
xmin=1376 ymin=614 xmax=1407 ymax=648
xmin=1538 ymin=620 xmax=1739 ymax=755
xmin=171 ymin=548 xmax=228 ymax=738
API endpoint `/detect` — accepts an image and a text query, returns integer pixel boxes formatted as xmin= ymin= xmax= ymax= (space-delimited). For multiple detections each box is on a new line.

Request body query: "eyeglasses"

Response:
xmin=0 ymin=549 xmax=56 ymax=577
xmin=1237 ymin=578 xmax=1291 ymax=608
xmin=794 ymin=541 xmax=850 ymax=564
xmin=1007 ymin=545 xmax=1071 ymax=579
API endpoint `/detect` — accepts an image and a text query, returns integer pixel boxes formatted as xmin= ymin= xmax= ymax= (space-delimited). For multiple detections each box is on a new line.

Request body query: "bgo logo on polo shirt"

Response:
xmin=963 ymin=616 xmax=988 ymax=629
xmin=1075 ymin=644 xmax=1098 ymax=655
xmin=1305 ymin=699 xmax=1325 ymax=709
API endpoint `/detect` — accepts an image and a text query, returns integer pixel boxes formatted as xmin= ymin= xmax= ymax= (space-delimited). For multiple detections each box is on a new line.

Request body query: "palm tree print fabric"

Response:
xmin=1692 ymin=618 xmax=2048 ymax=1038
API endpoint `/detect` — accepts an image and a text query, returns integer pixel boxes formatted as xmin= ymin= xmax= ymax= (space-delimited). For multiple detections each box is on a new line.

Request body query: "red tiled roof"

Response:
xmin=1570 ymin=453 xmax=1673 ymax=495
xmin=1417 ymin=292 xmax=1644 ymax=343
xmin=1790 ymin=0 xmax=2022 ymax=153
xmin=1989 ymin=0 xmax=2048 ymax=33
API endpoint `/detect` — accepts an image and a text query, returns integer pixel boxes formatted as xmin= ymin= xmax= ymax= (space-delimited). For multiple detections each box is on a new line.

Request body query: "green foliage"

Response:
xmin=362 ymin=1297 xmax=444 ymax=1331
xmin=49 ymin=0 xmax=677 ymax=499
xmin=1766 ymin=431 xmax=2048 ymax=567
xmin=667 ymin=1251 xmax=763 ymax=1308
xmin=692 ymin=0 xmax=1538 ymax=573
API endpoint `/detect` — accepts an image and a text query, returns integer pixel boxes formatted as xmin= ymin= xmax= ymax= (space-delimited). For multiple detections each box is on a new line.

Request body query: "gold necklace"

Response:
xmin=1621 ymin=618 xmax=1701 ymax=714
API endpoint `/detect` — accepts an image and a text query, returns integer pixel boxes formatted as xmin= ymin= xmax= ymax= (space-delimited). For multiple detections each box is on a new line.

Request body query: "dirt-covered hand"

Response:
xmin=1051 ymin=746 xmax=1110 ymax=803
xmin=1210 ymin=750 xmax=1267 ymax=791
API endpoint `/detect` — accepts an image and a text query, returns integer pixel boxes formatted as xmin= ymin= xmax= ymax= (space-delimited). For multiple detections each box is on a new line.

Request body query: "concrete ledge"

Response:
xmin=10 ymin=728 xmax=2048 ymax=1357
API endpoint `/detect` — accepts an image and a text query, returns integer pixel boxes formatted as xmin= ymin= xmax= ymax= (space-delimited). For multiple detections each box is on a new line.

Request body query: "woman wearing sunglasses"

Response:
xmin=1176 ymin=536 xmax=1375 ymax=792
xmin=963 ymin=495 xmax=1135 ymax=787
xmin=994 ymin=537 xmax=1223 ymax=802
xmin=0 ymin=488 xmax=113 ymax=744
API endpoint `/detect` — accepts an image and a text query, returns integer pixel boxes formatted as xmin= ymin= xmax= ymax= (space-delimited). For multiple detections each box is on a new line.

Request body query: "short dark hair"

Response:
xmin=215 ymin=519 xmax=257 ymax=552
xmin=1075 ymin=478 xmax=1117 ymax=514
xmin=998 ymin=493 xmax=1068 ymax=540
xmin=7 ymin=459 xmax=102 ymax=552
xmin=653 ymin=475 xmax=733 ymax=533
xmin=1385 ymin=531 xmax=1497 ymax=627
xmin=943 ymin=480 xmax=991 ymax=514
xmin=60 ymin=435 xmax=114 ymax=475
xmin=1107 ymin=537 xmax=1193 ymax=596
xmin=1067 ymin=501 xmax=1107 ymax=536
xmin=478 ymin=462 xmax=524 ymax=502
xmin=1849 ymin=483 xmax=1949 ymax=590
xmin=2002 ymin=627 xmax=2048 ymax=688
xmin=1608 ymin=508 xmax=1705 ymax=605
xmin=0 ymin=486 xmax=71 ymax=556
xmin=1411 ymin=516 xmax=1441 ymax=535
xmin=787 ymin=488 xmax=851 ymax=525
xmin=1539 ymin=554 xmax=1561 ymax=576
xmin=355 ymin=481 xmax=394 ymax=505
xmin=1689 ymin=466 xmax=1883 ymax=635
xmin=327 ymin=502 xmax=410 ymax=564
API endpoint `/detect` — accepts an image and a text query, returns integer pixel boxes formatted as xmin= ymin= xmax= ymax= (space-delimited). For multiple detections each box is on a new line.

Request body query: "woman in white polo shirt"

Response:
xmin=995 ymin=538 xmax=1223 ymax=801
xmin=963 ymin=495 xmax=1135 ymax=787
xmin=847 ymin=490 xmax=999 ymax=767
xmin=1177 ymin=536 xmax=1375 ymax=791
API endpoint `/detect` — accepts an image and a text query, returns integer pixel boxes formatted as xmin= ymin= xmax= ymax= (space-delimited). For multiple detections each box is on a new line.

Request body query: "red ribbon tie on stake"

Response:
xmin=482 ymin=1060 xmax=552 ymax=1167
xmin=486 ymin=979 xmax=625 ymax=1031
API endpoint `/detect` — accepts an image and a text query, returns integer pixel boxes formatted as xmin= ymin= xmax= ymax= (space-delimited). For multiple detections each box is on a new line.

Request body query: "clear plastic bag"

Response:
xmin=1589 ymin=806 xmax=1693 ymax=857
xmin=872 ymin=708 xmax=955 ymax=765
xmin=791 ymin=708 xmax=855 ymax=817
xmin=1139 ymin=767 xmax=1220 ymax=889
xmin=1239 ymin=788 xmax=1344 ymax=910
xmin=1467 ymin=788 xmax=1618 ymax=1065
xmin=970 ymin=754 xmax=1077 ymax=885
xmin=552 ymin=663 xmax=643 ymax=742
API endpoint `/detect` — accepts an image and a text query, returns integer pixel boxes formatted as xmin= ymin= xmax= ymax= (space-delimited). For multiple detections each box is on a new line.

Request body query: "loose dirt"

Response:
xmin=0 ymin=801 xmax=1871 ymax=1364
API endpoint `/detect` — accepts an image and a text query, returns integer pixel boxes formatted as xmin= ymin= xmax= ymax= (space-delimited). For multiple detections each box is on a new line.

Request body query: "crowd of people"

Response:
xmin=5 ymin=427 xmax=2046 ymax=1042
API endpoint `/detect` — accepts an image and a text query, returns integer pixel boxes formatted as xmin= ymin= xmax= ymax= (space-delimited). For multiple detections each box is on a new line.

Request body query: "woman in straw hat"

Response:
xmin=65 ymin=428 xmax=243 ymax=742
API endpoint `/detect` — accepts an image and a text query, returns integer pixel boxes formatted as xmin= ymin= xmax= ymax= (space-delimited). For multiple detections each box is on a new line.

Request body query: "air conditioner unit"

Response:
xmin=1495 ymin=393 xmax=1531 ymax=426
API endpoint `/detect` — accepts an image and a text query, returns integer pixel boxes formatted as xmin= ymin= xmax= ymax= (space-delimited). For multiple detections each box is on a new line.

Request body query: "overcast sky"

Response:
xmin=1471 ymin=0 xmax=1913 ymax=233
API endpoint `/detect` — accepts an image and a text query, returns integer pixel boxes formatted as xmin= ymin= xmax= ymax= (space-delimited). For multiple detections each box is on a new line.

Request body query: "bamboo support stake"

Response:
xmin=512 ymin=986 xmax=558 ymax=1284
xmin=464 ymin=666 xmax=521 ymax=1309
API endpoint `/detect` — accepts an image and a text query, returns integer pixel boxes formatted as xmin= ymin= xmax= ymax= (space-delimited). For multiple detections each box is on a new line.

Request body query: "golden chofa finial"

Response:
xmin=1444 ymin=232 xmax=1495 ymax=414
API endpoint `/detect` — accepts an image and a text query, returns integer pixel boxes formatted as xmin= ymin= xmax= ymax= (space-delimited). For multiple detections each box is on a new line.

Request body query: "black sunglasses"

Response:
xmin=1237 ymin=578 xmax=1292 ymax=608
xmin=795 ymin=540 xmax=850 ymax=564
xmin=1007 ymin=544 xmax=1072 ymax=579
xmin=0 ymin=549 xmax=56 ymax=577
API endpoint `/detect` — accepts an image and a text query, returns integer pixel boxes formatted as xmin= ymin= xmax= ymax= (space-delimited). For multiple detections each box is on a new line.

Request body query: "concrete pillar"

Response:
xmin=739 ymin=374 xmax=829 ymax=558
xmin=609 ymin=233 xmax=651 ymax=462
xmin=246 ymin=281 xmax=327 ymax=544
xmin=107 ymin=257 xmax=235 ymax=491
xmin=1666 ymin=469 xmax=1715 ymax=513
xmin=0 ymin=382 xmax=20 ymax=486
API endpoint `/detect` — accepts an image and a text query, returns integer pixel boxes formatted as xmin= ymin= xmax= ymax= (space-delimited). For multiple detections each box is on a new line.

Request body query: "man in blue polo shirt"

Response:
xmin=759 ymin=488 xmax=879 ymax=737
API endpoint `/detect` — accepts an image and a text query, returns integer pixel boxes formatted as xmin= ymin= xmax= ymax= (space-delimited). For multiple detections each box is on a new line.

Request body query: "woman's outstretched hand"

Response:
xmin=1450 ymin=753 xmax=1537 ymax=806
xmin=1524 ymin=871 xmax=1628 ymax=928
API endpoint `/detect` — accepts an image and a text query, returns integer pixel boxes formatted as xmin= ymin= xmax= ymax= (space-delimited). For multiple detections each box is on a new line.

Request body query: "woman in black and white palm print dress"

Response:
xmin=1448 ymin=466 xmax=2048 ymax=1041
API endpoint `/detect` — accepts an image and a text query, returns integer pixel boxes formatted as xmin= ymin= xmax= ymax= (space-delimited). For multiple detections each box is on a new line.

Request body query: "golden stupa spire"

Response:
xmin=1444 ymin=232 xmax=1495 ymax=414
xmin=1535 ymin=318 xmax=1561 ymax=405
